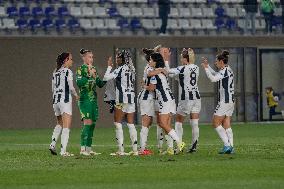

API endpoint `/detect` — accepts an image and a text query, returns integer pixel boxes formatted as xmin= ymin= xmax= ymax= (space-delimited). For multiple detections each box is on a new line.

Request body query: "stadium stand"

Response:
xmin=0 ymin=0 xmax=282 ymax=36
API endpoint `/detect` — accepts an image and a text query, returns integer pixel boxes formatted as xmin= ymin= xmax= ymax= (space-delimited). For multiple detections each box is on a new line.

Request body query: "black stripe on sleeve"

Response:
xmin=64 ymin=70 xmax=70 ymax=103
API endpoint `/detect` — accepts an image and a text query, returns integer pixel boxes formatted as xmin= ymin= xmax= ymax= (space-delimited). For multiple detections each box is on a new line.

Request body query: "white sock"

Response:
xmin=157 ymin=126 xmax=164 ymax=149
xmin=114 ymin=122 xmax=124 ymax=153
xmin=225 ymin=127 xmax=234 ymax=147
xmin=168 ymin=129 xmax=181 ymax=144
xmin=175 ymin=122 xmax=183 ymax=142
xmin=80 ymin=146 xmax=86 ymax=152
xmin=86 ymin=146 xmax=92 ymax=153
xmin=215 ymin=125 xmax=230 ymax=146
xmin=50 ymin=125 xmax=62 ymax=147
xmin=127 ymin=123 xmax=138 ymax=152
xmin=190 ymin=119 xmax=199 ymax=149
xmin=60 ymin=128 xmax=70 ymax=154
xmin=165 ymin=134 xmax=174 ymax=148
xmin=140 ymin=126 xmax=149 ymax=151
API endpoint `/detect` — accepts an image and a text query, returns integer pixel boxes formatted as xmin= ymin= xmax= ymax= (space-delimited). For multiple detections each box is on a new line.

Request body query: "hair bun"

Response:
xmin=80 ymin=48 xmax=85 ymax=55
xmin=142 ymin=48 xmax=154 ymax=55
xmin=222 ymin=50 xmax=230 ymax=57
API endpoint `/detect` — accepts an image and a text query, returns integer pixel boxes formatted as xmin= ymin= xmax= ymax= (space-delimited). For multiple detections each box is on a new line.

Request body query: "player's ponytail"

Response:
xmin=56 ymin=52 xmax=70 ymax=71
xmin=142 ymin=48 xmax=154 ymax=62
xmin=217 ymin=50 xmax=230 ymax=64
xmin=188 ymin=48 xmax=195 ymax=64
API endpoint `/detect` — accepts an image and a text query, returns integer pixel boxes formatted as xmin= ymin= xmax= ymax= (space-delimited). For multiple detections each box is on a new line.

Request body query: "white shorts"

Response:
xmin=158 ymin=100 xmax=176 ymax=115
xmin=139 ymin=99 xmax=155 ymax=117
xmin=214 ymin=102 xmax=235 ymax=117
xmin=53 ymin=101 xmax=72 ymax=116
xmin=177 ymin=99 xmax=201 ymax=116
xmin=115 ymin=103 xmax=136 ymax=113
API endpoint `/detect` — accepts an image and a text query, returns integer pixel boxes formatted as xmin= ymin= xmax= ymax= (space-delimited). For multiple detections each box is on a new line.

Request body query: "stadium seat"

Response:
xmin=105 ymin=19 xmax=119 ymax=29
xmin=55 ymin=19 xmax=66 ymax=31
xmin=226 ymin=8 xmax=238 ymax=17
xmin=45 ymin=7 xmax=56 ymax=17
xmin=226 ymin=18 xmax=236 ymax=30
xmin=19 ymin=7 xmax=30 ymax=17
xmin=168 ymin=8 xmax=179 ymax=18
xmin=70 ymin=6 xmax=82 ymax=17
xmin=117 ymin=18 xmax=129 ymax=29
xmin=2 ymin=18 xmax=17 ymax=29
xmin=82 ymin=7 xmax=94 ymax=17
xmin=202 ymin=7 xmax=215 ymax=18
xmin=42 ymin=18 xmax=54 ymax=31
xmin=143 ymin=7 xmax=155 ymax=18
xmin=68 ymin=19 xmax=80 ymax=30
xmin=58 ymin=7 xmax=69 ymax=17
xmin=237 ymin=7 xmax=245 ymax=17
xmin=131 ymin=7 xmax=143 ymax=17
xmin=119 ymin=7 xmax=131 ymax=17
xmin=179 ymin=8 xmax=191 ymax=18
xmin=153 ymin=19 xmax=162 ymax=29
xmin=95 ymin=7 xmax=107 ymax=17
xmin=79 ymin=19 xmax=94 ymax=29
xmin=202 ymin=19 xmax=217 ymax=29
xmin=93 ymin=19 xmax=107 ymax=29
xmin=215 ymin=18 xmax=225 ymax=30
xmin=107 ymin=7 xmax=119 ymax=17
xmin=255 ymin=19 xmax=265 ymax=30
xmin=215 ymin=7 xmax=225 ymax=17
xmin=16 ymin=19 xmax=28 ymax=30
xmin=32 ymin=7 xmax=44 ymax=17
xmin=7 ymin=6 xmax=18 ymax=17
xmin=29 ymin=19 xmax=41 ymax=31
xmin=189 ymin=19 xmax=202 ymax=29
xmin=0 ymin=6 xmax=6 ymax=17
xmin=191 ymin=8 xmax=203 ymax=18
xmin=237 ymin=19 xmax=251 ymax=30
xmin=178 ymin=19 xmax=190 ymax=30
xmin=141 ymin=19 xmax=155 ymax=29
xmin=130 ymin=18 xmax=141 ymax=30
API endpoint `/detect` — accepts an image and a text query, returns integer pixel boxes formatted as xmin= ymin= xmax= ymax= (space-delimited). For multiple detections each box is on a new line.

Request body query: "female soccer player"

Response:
xmin=76 ymin=48 xmax=106 ymax=156
xmin=145 ymin=52 xmax=185 ymax=154
xmin=49 ymin=52 xmax=79 ymax=157
xmin=201 ymin=50 xmax=234 ymax=154
xmin=103 ymin=49 xmax=138 ymax=156
xmin=168 ymin=48 xmax=201 ymax=153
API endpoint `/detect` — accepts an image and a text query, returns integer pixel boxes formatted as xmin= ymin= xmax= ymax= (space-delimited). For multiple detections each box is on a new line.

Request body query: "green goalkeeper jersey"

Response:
xmin=76 ymin=64 xmax=106 ymax=102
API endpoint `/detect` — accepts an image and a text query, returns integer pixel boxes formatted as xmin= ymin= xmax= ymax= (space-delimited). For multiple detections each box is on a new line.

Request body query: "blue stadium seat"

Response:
xmin=117 ymin=18 xmax=129 ymax=29
xmin=130 ymin=18 xmax=141 ymax=30
xmin=226 ymin=18 xmax=236 ymax=30
xmin=215 ymin=18 xmax=225 ymax=30
xmin=17 ymin=19 xmax=28 ymax=30
xmin=58 ymin=7 xmax=69 ymax=17
xmin=7 ymin=6 xmax=18 ymax=17
xmin=215 ymin=7 xmax=225 ymax=17
xmin=68 ymin=19 xmax=80 ymax=30
xmin=55 ymin=19 xmax=66 ymax=31
xmin=107 ymin=7 xmax=119 ymax=17
xmin=29 ymin=19 xmax=41 ymax=31
xmin=45 ymin=7 xmax=56 ymax=17
xmin=19 ymin=7 xmax=30 ymax=17
xmin=32 ymin=7 xmax=44 ymax=17
xmin=42 ymin=18 xmax=54 ymax=31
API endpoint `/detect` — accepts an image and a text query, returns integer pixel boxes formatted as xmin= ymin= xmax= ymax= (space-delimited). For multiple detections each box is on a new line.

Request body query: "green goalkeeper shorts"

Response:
xmin=78 ymin=100 xmax=98 ymax=121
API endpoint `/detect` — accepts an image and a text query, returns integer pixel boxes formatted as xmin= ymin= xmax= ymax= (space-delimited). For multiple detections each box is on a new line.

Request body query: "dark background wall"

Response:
xmin=0 ymin=36 xmax=284 ymax=128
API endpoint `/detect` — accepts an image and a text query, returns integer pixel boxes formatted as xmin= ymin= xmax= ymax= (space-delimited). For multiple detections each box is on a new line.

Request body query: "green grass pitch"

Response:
xmin=0 ymin=123 xmax=284 ymax=189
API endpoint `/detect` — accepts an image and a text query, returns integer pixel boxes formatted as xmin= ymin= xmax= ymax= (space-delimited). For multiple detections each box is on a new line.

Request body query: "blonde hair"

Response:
xmin=188 ymin=48 xmax=195 ymax=64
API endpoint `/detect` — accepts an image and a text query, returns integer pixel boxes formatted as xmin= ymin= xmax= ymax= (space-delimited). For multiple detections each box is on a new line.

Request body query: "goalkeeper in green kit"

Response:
xmin=76 ymin=48 xmax=106 ymax=156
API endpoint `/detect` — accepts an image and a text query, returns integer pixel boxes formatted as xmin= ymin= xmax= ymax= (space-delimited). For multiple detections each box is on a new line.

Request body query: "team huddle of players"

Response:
xmin=49 ymin=45 xmax=235 ymax=157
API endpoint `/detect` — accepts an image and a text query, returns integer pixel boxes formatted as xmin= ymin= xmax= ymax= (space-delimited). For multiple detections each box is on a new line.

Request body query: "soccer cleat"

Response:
xmin=128 ymin=151 xmax=139 ymax=156
xmin=187 ymin=148 xmax=197 ymax=153
xmin=139 ymin=149 xmax=153 ymax=156
xmin=49 ymin=145 xmax=57 ymax=155
xmin=176 ymin=142 xmax=186 ymax=154
xmin=89 ymin=151 xmax=102 ymax=155
xmin=61 ymin=152 xmax=74 ymax=157
xmin=162 ymin=147 xmax=174 ymax=155
xmin=218 ymin=146 xmax=232 ymax=154
xmin=110 ymin=151 xmax=130 ymax=156
xmin=230 ymin=147 xmax=235 ymax=154
xmin=80 ymin=150 xmax=91 ymax=156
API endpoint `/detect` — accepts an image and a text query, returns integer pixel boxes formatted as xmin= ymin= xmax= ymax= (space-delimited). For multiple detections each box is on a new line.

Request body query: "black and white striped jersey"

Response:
xmin=138 ymin=64 xmax=155 ymax=101
xmin=103 ymin=64 xmax=135 ymax=104
xmin=52 ymin=68 xmax=75 ymax=104
xmin=205 ymin=65 xmax=234 ymax=103
xmin=150 ymin=73 xmax=174 ymax=103
xmin=169 ymin=64 xmax=200 ymax=101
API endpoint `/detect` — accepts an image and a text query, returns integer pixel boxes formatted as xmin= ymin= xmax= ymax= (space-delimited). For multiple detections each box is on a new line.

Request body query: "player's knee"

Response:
xmin=114 ymin=122 xmax=122 ymax=129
